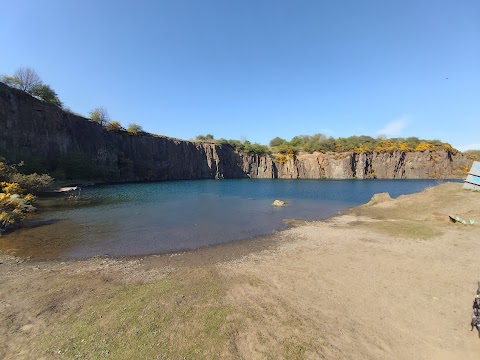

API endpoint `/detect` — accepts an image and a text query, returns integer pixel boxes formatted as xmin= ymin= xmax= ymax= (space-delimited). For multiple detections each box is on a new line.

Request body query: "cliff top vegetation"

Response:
xmin=194 ymin=134 xmax=459 ymax=156
xmin=1 ymin=67 xmax=62 ymax=107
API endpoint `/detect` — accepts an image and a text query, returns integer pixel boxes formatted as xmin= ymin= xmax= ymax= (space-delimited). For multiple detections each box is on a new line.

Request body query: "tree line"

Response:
xmin=194 ymin=135 xmax=270 ymax=155
xmin=194 ymin=134 xmax=458 ymax=156
xmin=267 ymin=134 xmax=457 ymax=154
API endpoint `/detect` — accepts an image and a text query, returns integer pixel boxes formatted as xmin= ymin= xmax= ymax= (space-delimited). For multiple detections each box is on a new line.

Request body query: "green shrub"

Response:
xmin=9 ymin=173 xmax=53 ymax=193
xmin=89 ymin=107 xmax=110 ymax=126
xmin=127 ymin=123 xmax=143 ymax=135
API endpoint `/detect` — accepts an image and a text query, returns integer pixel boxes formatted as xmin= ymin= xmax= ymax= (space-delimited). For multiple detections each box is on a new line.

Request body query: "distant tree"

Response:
xmin=243 ymin=140 xmax=252 ymax=153
xmin=249 ymin=142 xmax=270 ymax=155
xmin=195 ymin=134 xmax=215 ymax=141
xmin=290 ymin=135 xmax=310 ymax=148
xmin=126 ymin=123 xmax=143 ymax=134
xmin=1 ymin=75 xmax=22 ymax=88
xmin=89 ymin=107 xmax=110 ymax=126
xmin=219 ymin=139 xmax=244 ymax=151
xmin=106 ymin=121 xmax=123 ymax=132
xmin=269 ymin=137 xmax=287 ymax=147
xmin=3 ymin=67 xmax=42 ymax=92
xmin=30 ymin=84 xmax=62 ymax=107
xmin=2 ymin=67 xmax=63 ymax=107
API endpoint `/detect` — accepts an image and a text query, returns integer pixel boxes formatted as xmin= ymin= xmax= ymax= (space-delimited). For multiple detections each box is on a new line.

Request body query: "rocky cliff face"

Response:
xmin=243 ymin=151 xmax=471 ymax=179
xmin=0 ymin=83 xmax=248 ymax=181
xmin=0 ymin=82 xmax=472 ymax=181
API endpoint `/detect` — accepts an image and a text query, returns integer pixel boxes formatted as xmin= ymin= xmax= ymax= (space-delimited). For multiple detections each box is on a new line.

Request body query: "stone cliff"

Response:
xmin=243 ymin=151 xmax=471 ymax=179
xmin=0 ymin=82 xmax=472 ymax=181
xmin=0 ymin=83 xmax=248 ymax=181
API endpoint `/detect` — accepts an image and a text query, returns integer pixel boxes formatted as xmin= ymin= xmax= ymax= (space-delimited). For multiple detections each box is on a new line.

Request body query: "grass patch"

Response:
xmin=370 ymin=220 xmax=443 ymax=239
xmin=38 ymin=268 xmax=239 ymax=359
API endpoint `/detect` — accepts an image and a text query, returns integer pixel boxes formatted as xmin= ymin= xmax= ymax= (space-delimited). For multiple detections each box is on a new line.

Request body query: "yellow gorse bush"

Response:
xmin=0 ymin=161 xmax=44 ymax=231
xmin=415 ymin=142 xmax=436 ymax=152
xmin=0 ymin=187 xmax=35 ymax=230
xmin=1 ymin=181 xmax=24 ymax=194
xmin=0 ymin=191 xmax=27 ymax=229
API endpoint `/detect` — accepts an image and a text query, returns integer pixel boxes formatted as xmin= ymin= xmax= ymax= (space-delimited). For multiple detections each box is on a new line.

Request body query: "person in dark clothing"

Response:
xmin=473 ymin=296 xmax=480 ymax=316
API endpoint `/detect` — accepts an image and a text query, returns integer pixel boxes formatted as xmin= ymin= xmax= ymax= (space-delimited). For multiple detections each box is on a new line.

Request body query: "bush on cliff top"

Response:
xmin=89 ymin=107 xmax=110 ymax=126
xmin=106 ymin=121 xmax=124 ymax=132
xmin=127 ymin=123 xmax=143 ymax=135
xmin=217 ymin=139 xmax=270 ymax=155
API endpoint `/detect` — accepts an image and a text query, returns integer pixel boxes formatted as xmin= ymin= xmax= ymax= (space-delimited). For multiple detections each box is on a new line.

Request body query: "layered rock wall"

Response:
xmin=0 ymin=83 xmax=472 ymax=182
xmin=248 ymin=151 xmax=470 ymax=179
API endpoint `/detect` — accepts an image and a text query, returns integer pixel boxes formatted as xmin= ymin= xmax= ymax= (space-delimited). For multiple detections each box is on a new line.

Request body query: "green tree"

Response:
xmin=127 ymin=123 xmax=143 ymax=134
xmin=30 ymin=84 xmax=62 ymax=107
xmin=2 ymin=67 xmax=42 ymax=92
xmin=269 ymin=137 xmax=287 ymax=147
xmin=1 ymin=75 xmax=22 ymax=88
xmin=195 ymin=134 xmax=215 ymax=141
xmin=2 ymin=67 xmax=63 ymax=106
xmin=89 ymin=107 xmax=110 ymax=126
xmin=290 ymin=135 xmax=310 ymax=148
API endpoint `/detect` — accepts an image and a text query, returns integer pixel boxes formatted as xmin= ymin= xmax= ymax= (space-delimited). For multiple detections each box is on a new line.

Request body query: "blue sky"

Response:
xmin=1 ymin=0 xmax=479 ymax=150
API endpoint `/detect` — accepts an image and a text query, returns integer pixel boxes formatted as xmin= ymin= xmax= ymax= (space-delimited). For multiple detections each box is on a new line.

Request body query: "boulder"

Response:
xmin=366 ymin=192 xmax=392 ymax=205
xmin=272 ymin=199 xmax=287 ymax=207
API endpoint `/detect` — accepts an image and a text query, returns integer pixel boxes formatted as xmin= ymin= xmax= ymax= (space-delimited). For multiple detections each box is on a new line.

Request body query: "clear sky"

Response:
xmin=1 ymin=0 xmax=479 ymax=150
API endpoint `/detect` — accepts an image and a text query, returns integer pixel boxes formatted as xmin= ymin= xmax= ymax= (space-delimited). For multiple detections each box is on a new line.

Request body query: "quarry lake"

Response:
xmin=1 ymin=179 xmax=456 ymax=259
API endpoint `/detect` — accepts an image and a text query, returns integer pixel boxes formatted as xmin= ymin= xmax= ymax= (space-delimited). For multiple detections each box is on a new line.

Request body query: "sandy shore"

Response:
xmin=1 ymin=182 xmax=480 ymax=359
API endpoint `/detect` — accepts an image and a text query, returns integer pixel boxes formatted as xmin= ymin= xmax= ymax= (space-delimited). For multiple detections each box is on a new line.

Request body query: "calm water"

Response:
xmin=1 ymin=179 xmax=455 ymax=259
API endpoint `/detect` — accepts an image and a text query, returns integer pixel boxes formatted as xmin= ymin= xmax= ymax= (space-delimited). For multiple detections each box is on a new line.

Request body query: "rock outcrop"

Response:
xmin=0 ymin=82 xmax=473 ymax=182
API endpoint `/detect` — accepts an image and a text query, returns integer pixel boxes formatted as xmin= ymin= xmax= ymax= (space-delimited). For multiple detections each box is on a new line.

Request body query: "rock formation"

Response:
xmin=0 ymin=82 xmax=473 ymax=182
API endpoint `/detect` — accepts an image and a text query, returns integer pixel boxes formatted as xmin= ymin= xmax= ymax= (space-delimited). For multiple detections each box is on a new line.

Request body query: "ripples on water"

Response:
xmin=0 ymin=179 xmax=453 ymax=259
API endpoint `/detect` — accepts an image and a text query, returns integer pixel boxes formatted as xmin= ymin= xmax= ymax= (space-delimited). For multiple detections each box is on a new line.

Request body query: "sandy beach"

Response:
xmin=1 ymin=182 xmax=480 ymax=359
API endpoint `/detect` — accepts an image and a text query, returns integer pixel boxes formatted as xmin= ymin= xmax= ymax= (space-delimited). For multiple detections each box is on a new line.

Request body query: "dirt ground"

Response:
xmin=1 ymin=182 xmax=480 ymax=359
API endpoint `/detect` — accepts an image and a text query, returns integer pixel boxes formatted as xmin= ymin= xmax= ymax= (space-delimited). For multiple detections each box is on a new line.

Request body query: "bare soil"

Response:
xmin=1 ymin=182 xmax=479 ymax=359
